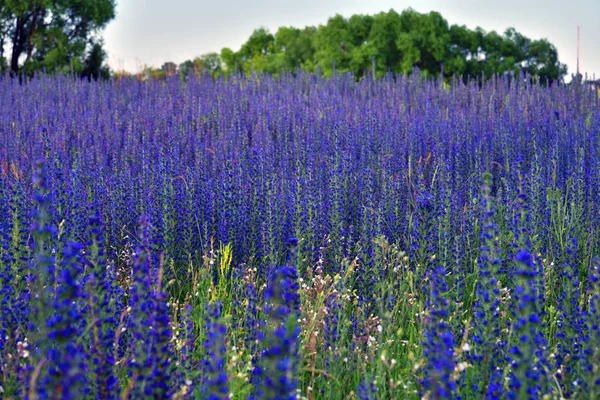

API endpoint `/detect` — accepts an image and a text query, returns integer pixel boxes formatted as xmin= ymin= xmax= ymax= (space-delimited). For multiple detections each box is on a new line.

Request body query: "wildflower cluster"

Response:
xmin=0 ymin=72 xmax=599 ymax=398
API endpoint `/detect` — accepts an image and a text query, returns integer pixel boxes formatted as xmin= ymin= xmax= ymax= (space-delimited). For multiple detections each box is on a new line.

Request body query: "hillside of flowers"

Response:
xmin=0 ymin=72 xmax=599 ymax=399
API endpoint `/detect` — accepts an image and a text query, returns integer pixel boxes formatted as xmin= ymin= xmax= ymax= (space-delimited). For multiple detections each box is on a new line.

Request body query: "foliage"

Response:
xmin=167 ymin=8 xmax=566 ymax=83
xmin=0 ymin=0 xmax=115 ymax=78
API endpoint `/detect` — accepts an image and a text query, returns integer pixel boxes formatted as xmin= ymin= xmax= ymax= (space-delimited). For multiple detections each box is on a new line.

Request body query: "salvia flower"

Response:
xmin=37 ymin=241 xmax=87 ymax=399
xmin=253 ymin=265 xmax=300 ymax=400
xmin=201 ymin=301 xmax=229 ymax=400
xmin=421 ymin=266 xmax=457 ymax=399
xmin=508 ymin=249 xmax=549 ymax=399
xmin=356 ymin=375 xmax=377 ymax=400
xmin=127 ymin=216 xmax=174 ymax=398
xmin=470 ymin=173 xmax=505 ymax=398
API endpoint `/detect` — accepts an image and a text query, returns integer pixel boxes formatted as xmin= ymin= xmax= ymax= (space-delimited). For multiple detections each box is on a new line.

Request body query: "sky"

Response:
xmin=104 ymin=0 xmax=600 ymax=79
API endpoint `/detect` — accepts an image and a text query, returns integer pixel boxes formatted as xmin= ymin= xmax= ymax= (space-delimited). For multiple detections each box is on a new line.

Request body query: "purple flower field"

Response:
xmin=0 ymin=72 xmax=599 ymax=399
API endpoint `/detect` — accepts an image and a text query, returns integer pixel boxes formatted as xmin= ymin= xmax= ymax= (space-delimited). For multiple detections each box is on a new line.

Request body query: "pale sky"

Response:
xmin=104 ymin=0 xmax=600 ymax=79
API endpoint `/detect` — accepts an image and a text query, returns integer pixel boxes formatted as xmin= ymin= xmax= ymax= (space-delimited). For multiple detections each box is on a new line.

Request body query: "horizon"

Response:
xmin=104 ymin=0 xmax=599 ymax=80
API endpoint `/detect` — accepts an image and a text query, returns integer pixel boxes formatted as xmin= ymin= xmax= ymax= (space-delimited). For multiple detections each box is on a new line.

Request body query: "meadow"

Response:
xmin=0 ymin=72 xmax=599 ymax=399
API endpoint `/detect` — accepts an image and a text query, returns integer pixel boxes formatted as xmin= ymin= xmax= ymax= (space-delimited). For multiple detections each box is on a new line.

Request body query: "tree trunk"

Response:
xmin=0 ymin=36 xmax=4 ymax=70
xmin=9 ymin=9 xmax=42 ymax=76
xmin=10 ymin=17 xmax=25 ymax=75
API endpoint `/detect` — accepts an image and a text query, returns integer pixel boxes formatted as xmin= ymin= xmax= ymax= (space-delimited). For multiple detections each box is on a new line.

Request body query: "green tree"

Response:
xmin=0 ymin=0 xmax=115 ymax=76
xmin=161 ymin=61 xmax=177 ymax=77
xmin=239 ymin=27 xmax=274 ymax=59
xmin=446 ymin=25 xmax=484 ymax=77
xmin=446 ymin=25 xmax=470 ymax=77
xmin=365 ymin=11 xmax=401 ymax=77
xmin=194 ymin=53 xmax=222 ymax=78
xmin=519 ymin=37 xmax=566 ymax=84
xmin=313 ymin=14 xmax=355 ymax=76
xmin=178 ymin=59 xmax=194 ymax=78
xmin=345 ymin=14 xmax=375 ymax=77
xmin=80 ymin=40 xmax=110 ymax=80
xmin=220 ymin=47 xmax=240 ymax=74
xmin=270 ymin=26 xmax=316 ymax=73
xmin=237 ymin=27 xmax=274 ymax=73
xmin=396 ymin=9 xmax=450 ymax=76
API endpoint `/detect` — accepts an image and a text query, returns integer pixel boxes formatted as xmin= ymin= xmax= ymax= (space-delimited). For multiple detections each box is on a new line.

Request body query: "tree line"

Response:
xmin=1 ymin=4 xmax=567 ymax=83
xmin=157 ymin=9 xmax=567 ymax=83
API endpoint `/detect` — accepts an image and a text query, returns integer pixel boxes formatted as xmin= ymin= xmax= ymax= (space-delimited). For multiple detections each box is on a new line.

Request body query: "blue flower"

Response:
xmin=253 ymin=265 xmax=300 ymax=399
xmin=201 ymin=301 xmax=229 ymax=399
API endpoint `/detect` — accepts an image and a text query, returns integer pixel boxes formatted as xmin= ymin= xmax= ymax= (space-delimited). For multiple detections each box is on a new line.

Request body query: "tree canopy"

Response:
xmin=174 ymin=9 xmax=566 ymax=83
xmin=0 ymin=0 xmax=116 ymax=78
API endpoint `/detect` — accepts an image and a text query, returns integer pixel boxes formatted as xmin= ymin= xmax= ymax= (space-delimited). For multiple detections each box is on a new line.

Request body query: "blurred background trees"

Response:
xmin=0 ymin=0 xmax=115 ymax=79
xmin=0 ymin=4 xmax=566 ymax=83
xmin=173 ymin=8 xmax=566 ymax=84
